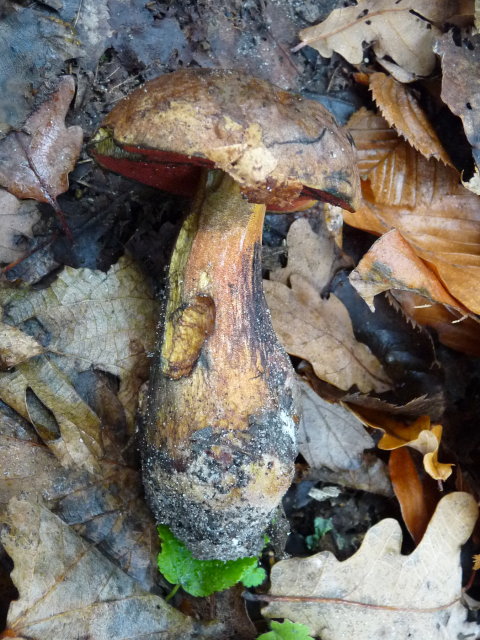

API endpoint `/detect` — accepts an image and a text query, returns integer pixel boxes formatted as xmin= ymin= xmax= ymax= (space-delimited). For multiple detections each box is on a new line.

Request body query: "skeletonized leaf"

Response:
xmin=0 ymin=76 xmax=82 ymax=203
xmin=295 ymin=1 xmax=466 ymax=81
xmin=263 ymin=492 xmax=479 ymax=639
xmin=264 ymin=275 xmax=391 ymax=393
xmin=1 ymin=255 xmax=158 ymax=428
xmin=343 ymin=108 xmax=480 ymax=314
xmin=369 ymin=72 xmax=452 ymax=164
xmin=0 ymin=498 xmax=218 ymax=640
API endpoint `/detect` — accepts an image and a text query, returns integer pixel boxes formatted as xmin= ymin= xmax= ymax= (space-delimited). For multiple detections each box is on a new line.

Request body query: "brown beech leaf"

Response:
xmin=299 ymin=380 xmax=392 ymax=495
xmin=343 ymin=108 xmax=480 ymax=314
xmin=369 ymin=72 xmax=452 ymax=164
xmin=264 ymin=274 xmax=391 ymax=393
xmin=435 ymin=32 xmax=480 ymax=171
xmin=263 ymin=492 xmax=478 ymax=640
xmin=294 ymin=1 xmax=467 ymax=82
xmin=0 ymin=76 xmax=82 ymax=203
xmin=393 ymin=289 xmax=480 ymax=357
xmin=0 ymin=498 xmax=218 ymax=640
xmin=349 ymin=406 xmax=453 ymax=481
xmin=349 ymin=229 xmax=466 ymax=311
xmin=389 ymin=447 xmax=440 ymax=545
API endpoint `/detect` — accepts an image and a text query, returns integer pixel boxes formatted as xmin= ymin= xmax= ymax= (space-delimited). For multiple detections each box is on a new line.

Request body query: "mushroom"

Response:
xmin=90 ymin=69 xmax=359 ymax=560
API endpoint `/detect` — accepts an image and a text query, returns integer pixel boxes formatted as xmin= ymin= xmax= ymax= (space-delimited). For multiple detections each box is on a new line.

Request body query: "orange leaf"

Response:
xmin=389 ymin=448 xmax=439 ymax=545
xmin=343 ymin=109 xmax=480 ymax=314
xmin=369 ymin=72 xmax=452 ymax=165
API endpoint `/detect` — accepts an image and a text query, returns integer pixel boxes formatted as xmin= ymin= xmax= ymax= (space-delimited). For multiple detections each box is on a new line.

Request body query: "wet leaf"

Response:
xmin=0 ymin=498 xmax=217 ymax=640
xmin=295 ymin=1 xmax=468 ymax=82
xmin=369 ymin=72 xmax=452 ymax=164
xmin=342 ymin=108 xmax=480 ymax=314
xmin=0 ymin=76 xmax=82 ymax=204
xmin=263 ymin=492 xmax=478 ymax=639
xmin=0 ymin=322 xmax=42 ymax=369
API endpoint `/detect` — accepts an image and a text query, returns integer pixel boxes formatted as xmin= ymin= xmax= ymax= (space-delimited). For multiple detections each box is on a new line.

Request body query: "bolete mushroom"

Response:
xmin=90 ymin=69 xmax=359 ymax=560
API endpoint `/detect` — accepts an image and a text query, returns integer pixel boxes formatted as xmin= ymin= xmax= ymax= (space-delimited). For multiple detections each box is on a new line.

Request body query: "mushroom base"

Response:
xmin=141 ymin=404 xmax=296 ymax=560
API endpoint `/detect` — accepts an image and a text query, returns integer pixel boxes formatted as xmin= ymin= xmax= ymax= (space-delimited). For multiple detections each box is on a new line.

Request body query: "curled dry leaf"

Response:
xmin=349 ymin=405 xmax=453 ymax=481
xmin=295 ymin=1 xmax=466 ymax=82
xmin=435 ymin=32 xmax=480 ymax=171
xmin=389 ymin=447 xmax=440 ymax=545
xmin=264 ymin=275 xmax=391 ymax=393
xmin=299 ymin=381 xmax=392 ymax=495
xmin=263 ymin=492 xmax=479 ymax=640
xmin=342 ymin=108 xmax=480 ymax=314
xmin=0 ymin=498 xmax=219 ymax=640
xmin=369 ymin=72 xmax=452 ymax=164
xmin=0 ymin=76 xmax=82 ymax=203
xmin=348 ymin=229 xmax=480 ymax=356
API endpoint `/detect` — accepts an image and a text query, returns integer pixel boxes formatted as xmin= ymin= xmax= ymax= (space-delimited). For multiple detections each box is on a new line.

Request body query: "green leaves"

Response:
xmin=305 ymin=516 xmax=333 ymax=551
xmin=257 ymin=620 xmax=314 ymax=640
xmin=157 ymin=525 xmax=266 ymax=597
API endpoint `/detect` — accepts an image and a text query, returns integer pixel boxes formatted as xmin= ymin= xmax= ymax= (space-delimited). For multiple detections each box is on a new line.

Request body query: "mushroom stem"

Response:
xmin=142 ymin=171 xmax=298 ymax=560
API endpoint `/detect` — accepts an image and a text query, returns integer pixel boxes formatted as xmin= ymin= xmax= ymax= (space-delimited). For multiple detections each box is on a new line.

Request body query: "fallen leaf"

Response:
xmin=349 ymin=406 xmax=454 ymax=481
xmin=342 ymin=108 xmax=480 ymax=313
xmin=269 ymin=218 xmax=337 ymax=291
xmin=349 ymin=229 xmax=466 ymax=311
xmin=435 ymin=31 xmax=480 ymax=171
xmin=298 ymin=381 xmax=392 ymax=496
xmin=0 ymin=387 xmax=160 ymax=592
xmin=0 ymin=498 xmax=219 ymax=640
xmin=369 ymin=72 xmax=452 ymax=164
xmin=389 ymin=447 xmax=440 ymax=544
xmin=264 ymin=275 xmax=391 ymax=393
xmin=294 ymin=1 xmax=467 ymax=82
xmin=263 ymin=492 xmax=479 ymax=639
xmin=393 ymin=289 xmax=480 ymax=357
xmin=0 ymin=190 xmax=39 ymax=264
xmin=0 ymin=321 xmax=43 ymax=369
xmin=0 ymin=76 xmax=82 ymax=204
xmin=0 ymin=255 xmax=157 ymax=428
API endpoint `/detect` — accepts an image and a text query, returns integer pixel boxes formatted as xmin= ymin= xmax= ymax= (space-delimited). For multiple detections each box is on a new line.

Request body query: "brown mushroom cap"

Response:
xmin=92 ymin=69 xmax=360 ymax=212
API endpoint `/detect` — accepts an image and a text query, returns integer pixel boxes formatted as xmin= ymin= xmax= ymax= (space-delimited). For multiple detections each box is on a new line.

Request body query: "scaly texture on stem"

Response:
xmin=142 ymin=173 xmax=298 ymax=560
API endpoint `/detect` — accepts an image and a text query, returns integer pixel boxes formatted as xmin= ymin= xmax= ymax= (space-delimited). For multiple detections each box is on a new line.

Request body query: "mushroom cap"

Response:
xmin=92 ymin=69 xmax=360 ymax=211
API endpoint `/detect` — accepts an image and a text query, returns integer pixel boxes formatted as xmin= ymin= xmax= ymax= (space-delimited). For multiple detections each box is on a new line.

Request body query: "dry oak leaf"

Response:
xmin=342 ymin=108 xmax=480 ymax=314
xmin=0 ymin=255 xmax=158 ymax=428
xmin=263 ymin=492 xmax=479 ymax=640
xmin=299 ymin=380 xmax=392 ymax=496
xmin=349 ymin=406 xmax=453 ymax=481
xmin=264 ymin=274 xmax=391 ymax=393
xmin=435 ymin=32 xmax=480 ymax=172
xmin=294 ymin=1 xmax=468 ymax=82
xmin=0 ymin=76 xmax=82 ymax=203
xmin=0 ymin=498 xmax=220 ymax=640
xmin=369 ymin=72 xmax=452 ymax=164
